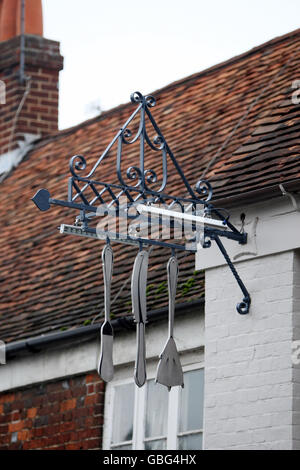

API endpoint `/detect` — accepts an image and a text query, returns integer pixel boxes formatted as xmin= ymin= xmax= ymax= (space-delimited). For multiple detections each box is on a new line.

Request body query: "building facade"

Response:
xmin=1 ymin=2 xmax=300 ymax=450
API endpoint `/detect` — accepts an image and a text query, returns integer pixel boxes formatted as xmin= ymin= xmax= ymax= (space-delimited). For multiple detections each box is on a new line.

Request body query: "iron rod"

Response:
xmin=212 ymin=234 xmax=250 ymax=314
xmin=59 ymin=224 xmax=197 ymax=252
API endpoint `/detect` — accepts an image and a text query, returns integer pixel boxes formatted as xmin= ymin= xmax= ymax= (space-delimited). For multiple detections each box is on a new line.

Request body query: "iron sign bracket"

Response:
xmin=32 ymin=91 xmax=251 ymax=314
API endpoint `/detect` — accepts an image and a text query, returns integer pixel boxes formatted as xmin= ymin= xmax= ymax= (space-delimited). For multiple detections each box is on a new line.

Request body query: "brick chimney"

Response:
xmin=0 ymin=0 xmax=63 ymax=174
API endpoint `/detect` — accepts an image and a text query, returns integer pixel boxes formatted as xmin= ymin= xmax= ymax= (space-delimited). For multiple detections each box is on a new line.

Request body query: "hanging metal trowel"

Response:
xmin=155 ymin=256 xmax=184 ymax=390
xmin=131 ymin=250 xmax=149 ymax=387
xmin=98 ymin=244 xmax=114 ymax=382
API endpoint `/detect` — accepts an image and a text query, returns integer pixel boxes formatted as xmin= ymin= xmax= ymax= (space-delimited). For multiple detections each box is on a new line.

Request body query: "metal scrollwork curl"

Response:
xmin=144 ymin=169 xmax=158 ymax=184
xmin=153 ymin=135 xmax=164 ymax=148
xmin=126 ymin=166 xmax=142 ymax=186
xmin=130 ymin=91 xmax=144 ymax=104
xmin=70 ymin=155 xmax=87 ymax=178
xmin=130 ymin=92 xmax=156 ymax=108
xmin=145 ymin=95 xmax=156 ymax=108
xmin=236 ymin=298 xmax=251 ymax=315
xmin=122 ymin=124 xmax=143 ymax=144
xmin=123 ymin=128 xmax=132 ymax=139
xmin=195 ymin=179 xmax=213 ymax=202
xmin=144 ymin=132 xmax=165 ymax=152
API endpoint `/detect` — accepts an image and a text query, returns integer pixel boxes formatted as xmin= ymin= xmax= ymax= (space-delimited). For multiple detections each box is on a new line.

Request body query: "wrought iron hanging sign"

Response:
xmin=32 ymin=91 xmax=251 ymax=389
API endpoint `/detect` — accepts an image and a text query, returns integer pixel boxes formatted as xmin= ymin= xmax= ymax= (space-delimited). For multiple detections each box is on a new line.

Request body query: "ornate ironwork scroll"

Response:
xmin=32 ymin=91 xmax=250 ymax=314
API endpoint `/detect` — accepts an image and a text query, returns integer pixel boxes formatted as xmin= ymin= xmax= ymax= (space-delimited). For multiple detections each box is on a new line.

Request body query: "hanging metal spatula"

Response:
xmin=131 ymin=249 xmax=149 ymax=387
xmin=98 ymin=244 xmax=114 ymax=382
xmin=155 ymin=256 xmax=184 ymax=391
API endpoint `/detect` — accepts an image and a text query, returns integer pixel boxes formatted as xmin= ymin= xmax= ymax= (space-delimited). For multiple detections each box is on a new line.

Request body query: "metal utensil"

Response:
xmin=98 ymin=244 xmax=114 ymax=382
xmin=155 ymin=256 xmax=184 ymax=390
xmin=131 ymin=249 xmax=149 ymax=387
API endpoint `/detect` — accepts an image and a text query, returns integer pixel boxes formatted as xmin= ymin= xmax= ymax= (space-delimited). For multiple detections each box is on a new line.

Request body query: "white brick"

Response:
xmin=204 ymin=250 xmax=298 ymax=449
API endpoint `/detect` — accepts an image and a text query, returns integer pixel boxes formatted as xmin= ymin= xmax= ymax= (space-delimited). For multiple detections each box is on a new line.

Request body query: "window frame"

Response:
xmin=103 ymin=361 xmax=204 ymax=450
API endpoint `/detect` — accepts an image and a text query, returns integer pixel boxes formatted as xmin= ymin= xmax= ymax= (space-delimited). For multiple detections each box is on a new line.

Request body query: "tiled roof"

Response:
xmin=1 ymin=29 xmax=300 ymax=343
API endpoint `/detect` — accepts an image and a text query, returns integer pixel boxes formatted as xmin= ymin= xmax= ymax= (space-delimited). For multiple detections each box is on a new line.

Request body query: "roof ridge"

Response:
xmin=152 ymin=27 xmax=300 ymax=94
xmin=27 ymin=27 xmax=300 ymax=151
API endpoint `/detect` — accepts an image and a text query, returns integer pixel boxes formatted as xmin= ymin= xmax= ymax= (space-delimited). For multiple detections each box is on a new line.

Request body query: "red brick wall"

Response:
xmin=0 ymin=372 xmax=105 ymax=450
xmin=0 ymin=35 xmax=63 ymax=154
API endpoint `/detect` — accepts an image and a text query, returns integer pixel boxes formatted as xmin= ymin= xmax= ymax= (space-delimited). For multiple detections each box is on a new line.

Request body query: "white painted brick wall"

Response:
xmin=204 ymin=250 xmax=296 ymax=450
xmin=292 ymin=251 xmax=300 ymax=449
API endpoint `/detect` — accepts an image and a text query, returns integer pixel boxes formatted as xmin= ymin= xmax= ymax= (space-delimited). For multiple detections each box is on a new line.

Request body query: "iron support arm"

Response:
xmin=204 ymin=226 xmax=247 ymax=244
xmin=211 ymin=234 xmax=251 ymax=314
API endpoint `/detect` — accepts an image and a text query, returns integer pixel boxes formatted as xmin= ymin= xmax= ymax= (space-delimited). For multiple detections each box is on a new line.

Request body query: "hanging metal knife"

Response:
xmin=98 ymin=244 xmax=114 ymax=382
xmin=131 ymin=249 xmax=149 ymax=387
xmin=155 ymin=256 xmax=184 ymax=390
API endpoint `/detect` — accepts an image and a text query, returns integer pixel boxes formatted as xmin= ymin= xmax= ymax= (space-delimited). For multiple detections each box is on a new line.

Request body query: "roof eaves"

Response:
xmin=5 ymin=299 xmax=204 ymax=359
xmin=213 ymin=178 xmax=300 ymax=208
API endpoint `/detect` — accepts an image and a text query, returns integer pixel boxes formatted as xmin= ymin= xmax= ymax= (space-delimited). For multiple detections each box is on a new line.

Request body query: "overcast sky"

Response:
xmin=42 ymin=0 xmax=300 ymax=130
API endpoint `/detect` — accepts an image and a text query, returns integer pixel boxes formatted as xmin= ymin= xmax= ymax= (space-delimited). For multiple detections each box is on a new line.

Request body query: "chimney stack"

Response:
xmin=0 ymin=0 xmax=63 ymax=172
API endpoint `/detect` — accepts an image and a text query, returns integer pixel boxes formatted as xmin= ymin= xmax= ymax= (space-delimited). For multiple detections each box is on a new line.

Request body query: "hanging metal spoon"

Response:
xmin=98 ymin=244 xmax=114 ymax=382
xmin=155 ymin=256 xmax=184 ymax=391
xmin=131 ymin=249 xmax=149 ymax=387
